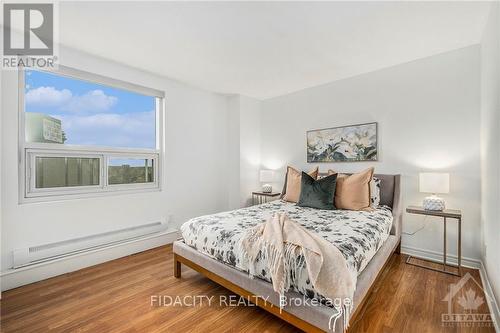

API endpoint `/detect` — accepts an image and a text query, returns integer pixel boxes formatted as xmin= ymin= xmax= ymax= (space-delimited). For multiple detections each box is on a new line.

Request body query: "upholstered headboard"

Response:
xmin=375 ymin=174 xmax=402 ymax=237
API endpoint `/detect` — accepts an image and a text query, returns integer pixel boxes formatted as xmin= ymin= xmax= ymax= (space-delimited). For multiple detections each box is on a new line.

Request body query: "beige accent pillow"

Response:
xmin=328 ymin=167 xmax=374 ymax=211
xmin=283 ymin=166 xmax=319 ymax=203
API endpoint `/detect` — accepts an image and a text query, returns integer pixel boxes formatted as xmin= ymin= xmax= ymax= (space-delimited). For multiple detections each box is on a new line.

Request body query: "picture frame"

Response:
xmin=306 ymin=122 xmax=378 ymax=162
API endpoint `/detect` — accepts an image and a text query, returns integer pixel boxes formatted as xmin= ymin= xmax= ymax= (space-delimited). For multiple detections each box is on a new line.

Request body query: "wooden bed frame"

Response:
xmin=173 ymin=174 xmax=402 ymax=332
xmin=174 ymin=243 xmax=400 ymax=332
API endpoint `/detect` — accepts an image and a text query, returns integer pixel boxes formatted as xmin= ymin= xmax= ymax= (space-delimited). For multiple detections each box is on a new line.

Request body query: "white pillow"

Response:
xmin=370 ymin=177 xmax=381 ymax=208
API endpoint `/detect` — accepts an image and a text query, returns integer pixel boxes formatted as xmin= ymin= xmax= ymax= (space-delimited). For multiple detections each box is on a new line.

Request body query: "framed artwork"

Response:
xmin=307 ymin=122 xmax=378 ymax=162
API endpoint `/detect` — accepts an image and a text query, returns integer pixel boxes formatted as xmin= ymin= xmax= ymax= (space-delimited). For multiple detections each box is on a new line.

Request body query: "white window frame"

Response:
xmin=19 ymin=65 xmax=164 ymax=203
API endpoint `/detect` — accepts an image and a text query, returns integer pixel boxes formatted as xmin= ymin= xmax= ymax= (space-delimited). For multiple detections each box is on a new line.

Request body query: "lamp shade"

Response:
xmin=260 ymin=170 xmax=275 ymax=183
xmin=419 ymin=173 xmax=449 ymax=194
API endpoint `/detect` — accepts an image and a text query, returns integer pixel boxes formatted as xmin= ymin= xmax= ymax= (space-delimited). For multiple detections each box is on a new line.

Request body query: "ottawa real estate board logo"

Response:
xmin=2 ymin=2 xmax=58 ymax=69
xmin=442 ymin=272 xmax=494 ymax=328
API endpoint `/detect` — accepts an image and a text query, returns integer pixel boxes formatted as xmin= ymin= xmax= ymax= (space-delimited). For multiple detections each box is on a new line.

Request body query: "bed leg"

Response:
xmin=174 ymin=254 xmax=181 ymax=278
xmin=395 ymin=240 xmax=401 ymax=254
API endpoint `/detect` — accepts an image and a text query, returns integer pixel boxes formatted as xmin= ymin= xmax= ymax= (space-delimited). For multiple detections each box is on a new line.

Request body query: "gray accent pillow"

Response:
xmin=297 ymin=172 xmax=337 ymax=210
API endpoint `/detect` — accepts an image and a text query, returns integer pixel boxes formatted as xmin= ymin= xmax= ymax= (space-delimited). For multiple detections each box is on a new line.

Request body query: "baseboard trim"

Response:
xmin=0 ymin=229 xmax=179 ymax=291
xmin=479 ymin=261 xmax=500 ymax=332
xmin=401 ymin=245 xmax=481 ymax=269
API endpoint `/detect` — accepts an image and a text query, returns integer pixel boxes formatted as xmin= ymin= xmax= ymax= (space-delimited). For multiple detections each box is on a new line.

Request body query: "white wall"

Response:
xmin=227 ymin=95 xmax=262 ymax=209
xmin=227 ymin=96 xmax=241 ymax=209
xmin=480 ymin=1 xmax=500 ymax=303
xmin=0 ymin=46 xmax=231 ymax=272
xmin=239 ymin=96 xmax=262 ymax=206
xmin=261 ymin=45 xmax=482 ymax=262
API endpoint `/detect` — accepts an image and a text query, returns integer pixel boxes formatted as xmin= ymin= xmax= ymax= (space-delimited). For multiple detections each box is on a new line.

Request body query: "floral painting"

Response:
xmin=307 ymin=122 xmax=378 ymax=162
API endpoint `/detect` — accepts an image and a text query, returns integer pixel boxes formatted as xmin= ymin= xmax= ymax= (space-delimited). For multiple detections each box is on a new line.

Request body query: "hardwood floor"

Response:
xmin=1 ymin=245 xmax=495 ymax=333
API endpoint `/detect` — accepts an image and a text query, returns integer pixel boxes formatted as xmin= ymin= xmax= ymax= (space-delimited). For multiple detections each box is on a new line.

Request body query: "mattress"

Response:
xmin=180 ymin=200 xmax=393 ymax=303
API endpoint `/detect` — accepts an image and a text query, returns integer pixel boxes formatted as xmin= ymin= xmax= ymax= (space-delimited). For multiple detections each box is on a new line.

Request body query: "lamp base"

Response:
xmin=423 ymin=195 xmax=445 ymax=211
xmin=262 ymin=184 xmax=272 ymax=193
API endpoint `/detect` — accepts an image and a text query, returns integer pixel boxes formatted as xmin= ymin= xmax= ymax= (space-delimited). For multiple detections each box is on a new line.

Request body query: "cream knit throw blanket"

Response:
xmin=240 ymin=213 xmax=356 ymax=332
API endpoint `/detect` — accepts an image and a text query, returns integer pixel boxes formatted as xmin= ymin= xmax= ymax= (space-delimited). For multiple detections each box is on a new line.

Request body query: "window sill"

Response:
xmin=20 ymin=186 xmax=162 ymax=204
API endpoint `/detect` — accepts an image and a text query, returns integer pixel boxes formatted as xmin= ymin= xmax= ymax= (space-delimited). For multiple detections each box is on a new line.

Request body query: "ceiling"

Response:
xmin=60 ymin=2 xmax=491 ymax=100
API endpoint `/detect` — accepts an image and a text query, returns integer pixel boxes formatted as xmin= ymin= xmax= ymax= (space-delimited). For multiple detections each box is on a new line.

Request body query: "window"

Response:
xmin=108 ymin=158 xmax=155 ymax=185
xmin=35 ymin=156 xmax=100 ymax=188
xmin=20 ymin=66 xmax=164 ymax=200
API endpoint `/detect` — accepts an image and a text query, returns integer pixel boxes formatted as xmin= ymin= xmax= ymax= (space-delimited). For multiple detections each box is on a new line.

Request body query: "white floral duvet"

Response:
xmin=180 ymin=200 xmax=393 ymax=303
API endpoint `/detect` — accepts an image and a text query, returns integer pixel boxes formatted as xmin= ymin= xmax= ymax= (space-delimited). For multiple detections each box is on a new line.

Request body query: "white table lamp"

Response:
xmin=260 ymin=170 xmax=275 ymax=193
xmin=419 ymin=172 xmax=449 ymax=211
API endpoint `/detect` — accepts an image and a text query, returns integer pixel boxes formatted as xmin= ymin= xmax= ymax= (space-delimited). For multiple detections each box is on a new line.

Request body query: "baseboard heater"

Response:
xmin=12 ymin=221 xmax=168 ymax=268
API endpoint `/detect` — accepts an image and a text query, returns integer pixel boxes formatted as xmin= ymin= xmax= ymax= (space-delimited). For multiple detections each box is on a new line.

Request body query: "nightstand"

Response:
xmin=252 ymin=192 xmax=280 ymax=205
xmin=405 ymin=205 xmax=462 ymax=276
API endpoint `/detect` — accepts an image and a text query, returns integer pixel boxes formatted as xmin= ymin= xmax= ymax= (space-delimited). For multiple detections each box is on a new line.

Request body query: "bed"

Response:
xmin=173 ymin=174 xmax=402 ymax=332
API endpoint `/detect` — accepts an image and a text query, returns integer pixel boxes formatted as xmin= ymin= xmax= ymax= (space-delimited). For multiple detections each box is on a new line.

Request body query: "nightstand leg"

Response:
xmin=458 ymin=217 xmax=462 ymax=276
xmin=443 ymin=217 xmax=447 ymax=270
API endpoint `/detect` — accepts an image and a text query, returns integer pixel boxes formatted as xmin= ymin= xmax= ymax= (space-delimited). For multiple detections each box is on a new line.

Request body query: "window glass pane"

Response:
xmin=35 ymin=157 xmax=100 ymax=188
xmin=108 ymin=158 xmax=154 ymax=185
xmin=25 ymin=69 xmax=156 ymax=149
